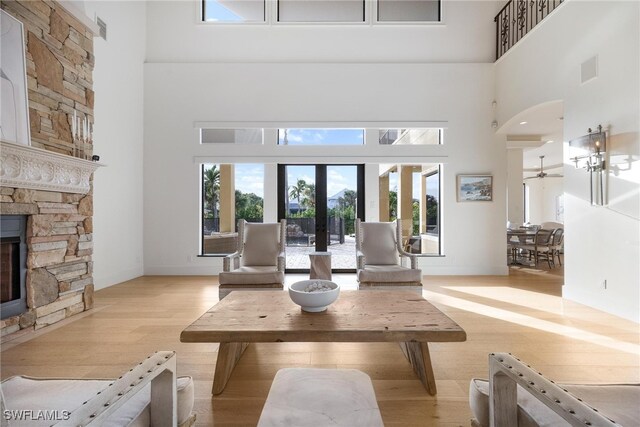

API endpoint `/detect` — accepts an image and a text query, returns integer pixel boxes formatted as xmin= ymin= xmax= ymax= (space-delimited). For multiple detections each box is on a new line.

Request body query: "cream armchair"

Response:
xmin=355 ymin=219 xmax=422 ymax=289
xmin=218 ymin=220 xmax=286 ymax=300
xmin=0 ymin=351 xmax=195 ymax=426
xmin=469 ymin=353 xmax=639 ymax=427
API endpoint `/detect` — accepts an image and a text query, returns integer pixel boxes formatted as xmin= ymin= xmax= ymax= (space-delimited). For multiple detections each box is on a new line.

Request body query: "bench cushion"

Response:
xmin=470 ymin=378 xmax=640 ymax=427
xmin=258 ymin=368 xmax=383 ymax=427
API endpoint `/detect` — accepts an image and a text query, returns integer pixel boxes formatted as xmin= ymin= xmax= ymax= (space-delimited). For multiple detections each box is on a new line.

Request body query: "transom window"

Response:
xmin=201 ymin=128 xmax=263 ymax=144
xmin=278 ymin=129 xmax=364 ymax=145
xmin=203 ymin=0 xmax=265 ymax=22
xmin=202 ymin=0 xmax=441 ymax=23
xmin=379 ymin=128 xmax=442 ymax=145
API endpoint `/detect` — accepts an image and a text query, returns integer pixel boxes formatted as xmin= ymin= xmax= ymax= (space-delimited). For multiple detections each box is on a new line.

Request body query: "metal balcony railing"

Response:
xmin=495 ymin=0 xmax=564 ymax=60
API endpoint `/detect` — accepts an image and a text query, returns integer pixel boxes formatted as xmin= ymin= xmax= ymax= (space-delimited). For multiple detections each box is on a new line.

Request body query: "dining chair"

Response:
xmin=515 ymin=229 xmax=554 ymax=268
xmin=549 ymin=228 xmax=564 ymax=266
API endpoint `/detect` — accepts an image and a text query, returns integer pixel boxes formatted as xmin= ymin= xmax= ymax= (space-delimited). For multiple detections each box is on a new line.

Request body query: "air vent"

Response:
xmin=581 ymin=56 xmax=598 ymax=84
xmin=96 ymin=16 xmax=107 ymax=40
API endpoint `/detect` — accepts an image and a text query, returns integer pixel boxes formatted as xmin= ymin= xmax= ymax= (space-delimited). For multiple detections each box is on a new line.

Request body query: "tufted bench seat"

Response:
xmin=470 ymin=353 xmax=639 ymax=427
xmin=258 ymin=368 xmax=384 ymax=427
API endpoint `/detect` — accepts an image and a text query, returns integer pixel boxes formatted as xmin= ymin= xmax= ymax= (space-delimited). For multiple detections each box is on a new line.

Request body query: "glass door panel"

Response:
xmin=281 ymin=165 xmax=316 ymax=271
xmin=278 ymin=164 xmax=364 ymax=272
xmin=326 ymin=166 xmax=359 ymax=270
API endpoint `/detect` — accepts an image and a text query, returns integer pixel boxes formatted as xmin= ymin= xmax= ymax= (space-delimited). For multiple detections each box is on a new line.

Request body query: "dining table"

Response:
xmin=507 ymin=228 xmax=537 ymax=265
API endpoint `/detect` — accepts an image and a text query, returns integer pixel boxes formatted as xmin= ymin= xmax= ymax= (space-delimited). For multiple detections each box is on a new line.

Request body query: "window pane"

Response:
xmin=203 ymin=0 xmax=265 ymax=22
xmin=202 ymin=164 xmax=264 ymax=255
xmin=423 ymin=169 xmax=440 ymax=255
xmin=278 ymin=129 xmax=364 ymax=145
xmin=379 ymin=128 xmax=441 ymax=145
xmin=379 ymin=164 xmax=441 ymax=255
xmin=201 ymin=129 xmax=263 ymax=144
xmin=278 ymin=0 xmax=364 ymax=22
xmin=378 ymin=0 xmax=440 ymax=22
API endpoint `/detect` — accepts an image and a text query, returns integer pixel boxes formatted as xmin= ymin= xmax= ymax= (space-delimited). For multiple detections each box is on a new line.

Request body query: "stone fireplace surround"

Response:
xmin=1 ymin=140 xmax=101 ymax=337
xmin=1 ymin=0 xmax=101 ymax=338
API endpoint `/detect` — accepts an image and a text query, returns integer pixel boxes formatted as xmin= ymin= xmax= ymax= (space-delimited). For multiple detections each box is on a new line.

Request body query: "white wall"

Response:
xmin=143 ymin=63 xmax=508 ymax=276
xmin=496 ymin=1 xmax=640 ymax=322
xmin=525 ymin=177 xmax=563 ymax=225
xmin=145 ymin=0 xmax=498 ymax=63
xmin=87 ymin=1 xmax=146 ymax=289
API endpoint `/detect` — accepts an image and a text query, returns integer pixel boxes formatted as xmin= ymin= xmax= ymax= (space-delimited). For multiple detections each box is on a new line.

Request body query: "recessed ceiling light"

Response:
xmin=546 ymin=140 xmax=554 ymax=144
xmin=519 ymin=121 xmax=528 ymax=125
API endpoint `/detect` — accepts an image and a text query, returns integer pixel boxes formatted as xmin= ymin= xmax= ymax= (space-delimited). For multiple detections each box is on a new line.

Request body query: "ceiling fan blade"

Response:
xmin=545 ymin=174 xmax=564 ymax=178
xmin=523 ymin=176 xmax=538 ymax=180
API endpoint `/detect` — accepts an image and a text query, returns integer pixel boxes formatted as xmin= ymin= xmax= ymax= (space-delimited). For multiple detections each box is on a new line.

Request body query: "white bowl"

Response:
xmin=288 ymin=280 xmax=340 ymax=312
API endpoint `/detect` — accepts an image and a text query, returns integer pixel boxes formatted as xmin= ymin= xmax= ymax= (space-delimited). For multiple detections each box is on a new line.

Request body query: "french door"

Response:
xmin=277 ymin=164 xmax=364 ymax=273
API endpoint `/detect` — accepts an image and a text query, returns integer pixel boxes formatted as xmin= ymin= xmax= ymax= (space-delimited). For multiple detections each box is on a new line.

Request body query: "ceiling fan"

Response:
xmin=524 ymin=155 xmax=563 ymax=180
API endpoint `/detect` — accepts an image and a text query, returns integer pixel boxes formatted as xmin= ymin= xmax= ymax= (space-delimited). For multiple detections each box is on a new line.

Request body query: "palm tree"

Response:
xmin=302 ymin=183 xmax=316 ymax=209
xmin=289 ymin=179 xmax=307 ymax=213
xmin=203 ymin=165 xmax=220 ymax=224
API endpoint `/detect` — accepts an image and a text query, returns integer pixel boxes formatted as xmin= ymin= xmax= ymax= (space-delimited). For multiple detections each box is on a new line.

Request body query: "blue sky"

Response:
xmin=286 ymin=165 xmax=358 ymax=198
xmin=388 ymin=172 xmax=440 ymax=201
xmin=234 ymin=164 xmax=265 ymax=197
xmin=204 ymin=1 xmax=242 ymax=21
xmin=278 ymin=129 xmax=364 ymax=146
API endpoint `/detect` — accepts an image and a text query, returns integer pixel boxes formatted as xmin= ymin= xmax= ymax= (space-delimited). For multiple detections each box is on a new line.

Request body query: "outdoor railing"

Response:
xmin=203 ymin=217 xmax=262 ymax=234
xmin=495 ymin=0 xmax=564 ymax=60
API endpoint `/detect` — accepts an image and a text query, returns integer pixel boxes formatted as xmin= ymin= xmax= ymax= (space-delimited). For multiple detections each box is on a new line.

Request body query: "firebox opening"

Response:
xmin=1 ymin=215 xmax=27 ymax=320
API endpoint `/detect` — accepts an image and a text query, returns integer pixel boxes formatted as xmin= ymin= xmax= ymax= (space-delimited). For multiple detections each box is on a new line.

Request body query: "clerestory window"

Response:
xmin=202 ymin=0 xmax=441 ymax=24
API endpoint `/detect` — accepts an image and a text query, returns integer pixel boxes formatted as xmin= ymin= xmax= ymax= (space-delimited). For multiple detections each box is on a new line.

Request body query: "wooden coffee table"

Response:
xmin=180 ymin=290 xmax=466 ymax=396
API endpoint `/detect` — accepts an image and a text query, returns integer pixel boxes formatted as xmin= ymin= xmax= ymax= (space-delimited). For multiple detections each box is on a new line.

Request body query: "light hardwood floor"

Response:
xmin=2 ymin=269 xmax=639 ymax=426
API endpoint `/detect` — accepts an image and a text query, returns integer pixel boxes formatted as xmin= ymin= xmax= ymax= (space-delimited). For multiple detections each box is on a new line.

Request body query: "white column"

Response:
xmin=365 ymin=163 xmax=380 ymax=222
xmin=263 ymin=163 xmax=278 ymax=222
xmin=507 ymin=148 xmax=524 ymax=225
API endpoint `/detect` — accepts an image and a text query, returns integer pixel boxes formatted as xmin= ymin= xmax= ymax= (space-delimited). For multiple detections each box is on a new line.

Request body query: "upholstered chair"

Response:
xmin=355 ymin=219 xmax=422 ymax=290
xmin=470 ymin=353 xmax=639 ymax=427
xmin=0 ymin=351 xmax=195 ymax=426
xmin=218 ymin=220 xmax=286 ymax=300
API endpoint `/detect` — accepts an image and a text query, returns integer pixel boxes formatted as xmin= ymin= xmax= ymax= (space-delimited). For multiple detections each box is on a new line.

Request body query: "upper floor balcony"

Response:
xmin=495 ymin=0 xmax=565 ymax=60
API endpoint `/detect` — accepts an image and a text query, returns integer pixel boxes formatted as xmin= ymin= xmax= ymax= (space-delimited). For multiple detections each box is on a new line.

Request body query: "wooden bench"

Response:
xmin=258 ymin=368 xmax=384 ymax=427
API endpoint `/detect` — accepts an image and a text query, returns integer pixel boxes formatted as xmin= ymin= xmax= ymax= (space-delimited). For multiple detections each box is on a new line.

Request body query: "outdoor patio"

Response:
xmin=286 ymin=236 xmax=356 ymax=269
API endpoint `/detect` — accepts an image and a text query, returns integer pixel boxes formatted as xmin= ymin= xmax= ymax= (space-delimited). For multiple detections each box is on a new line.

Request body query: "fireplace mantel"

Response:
xmin=0 ymin=141 xmax=103 ymax=194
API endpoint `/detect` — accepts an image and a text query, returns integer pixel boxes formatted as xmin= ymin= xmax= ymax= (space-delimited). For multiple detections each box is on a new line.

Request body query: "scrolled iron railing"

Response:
xmin=495 ymin=0 xmax=564 ymax=60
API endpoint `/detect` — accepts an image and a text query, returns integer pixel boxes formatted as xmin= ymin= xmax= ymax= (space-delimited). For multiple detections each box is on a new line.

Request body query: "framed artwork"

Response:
xmin=457 ymin=175 xmax=493 ymax=202
xmin=1 ymin=10 xmax=31 ymax=146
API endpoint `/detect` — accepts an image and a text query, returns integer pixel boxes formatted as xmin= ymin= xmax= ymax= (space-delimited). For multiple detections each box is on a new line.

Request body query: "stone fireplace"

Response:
xmin=1 ymin=0 xmax=101 ymax=337
xmin=0 ymin=141 xmax=100 ymax=336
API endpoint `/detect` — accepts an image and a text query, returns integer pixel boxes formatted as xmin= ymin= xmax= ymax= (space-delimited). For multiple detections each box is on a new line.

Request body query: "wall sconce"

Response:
xmin=569 ymin=125 xmax=607 ymax=206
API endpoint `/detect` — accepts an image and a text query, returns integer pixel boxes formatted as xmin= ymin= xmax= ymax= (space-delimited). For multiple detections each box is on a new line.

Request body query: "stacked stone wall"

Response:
xmin=1 ymin=187 xmax=94 ymax=336
xmin=1 ymin=0 xmax=95 ymax=338
xmin=2 ymin=0 xmax=94 ymax=158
